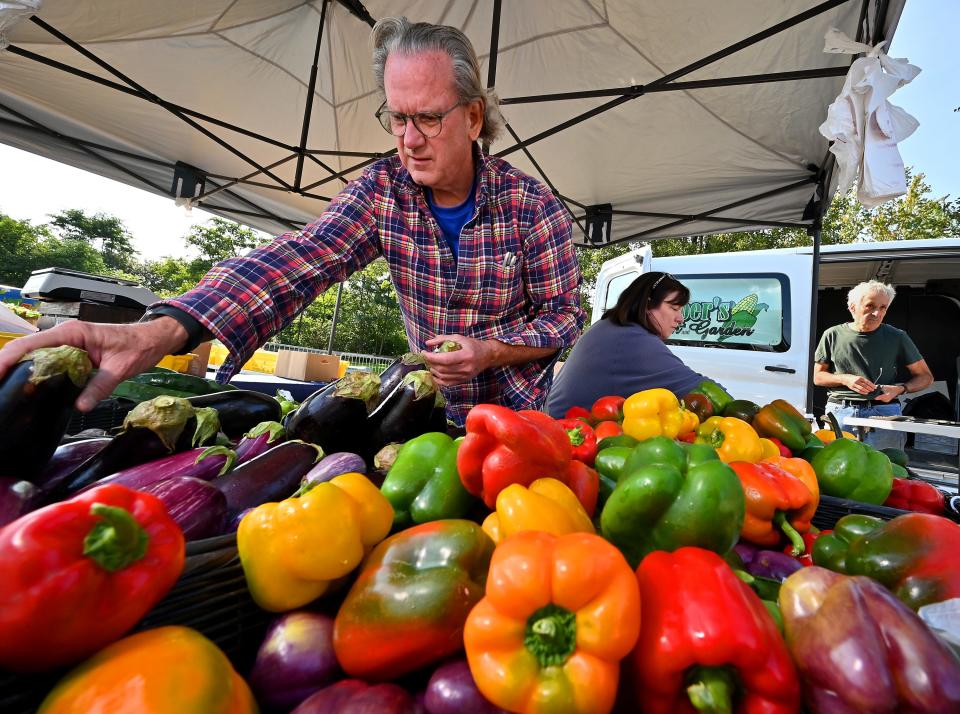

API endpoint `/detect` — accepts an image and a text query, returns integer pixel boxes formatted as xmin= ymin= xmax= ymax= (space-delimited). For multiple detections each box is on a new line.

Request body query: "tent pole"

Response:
xmin=327 ymin=282 xmax=345 ymax=353
xmin=482 ymin=0 xmax=502 ymax=155
xmin=295 ymin=0 xmax=329 ymax=190
xmin=807 ymin=222 xmax=824 ymax=416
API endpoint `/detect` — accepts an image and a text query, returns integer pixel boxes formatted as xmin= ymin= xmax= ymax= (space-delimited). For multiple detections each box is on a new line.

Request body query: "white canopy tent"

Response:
xmin=0 ymin=0 xmax=906 ymax=249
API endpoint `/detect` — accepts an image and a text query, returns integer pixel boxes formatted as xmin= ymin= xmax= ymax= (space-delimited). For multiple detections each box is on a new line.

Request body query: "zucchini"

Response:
xmin=112 ymin=381 xmax=197 ymax=403
xmin=128 ymin=371 xmax=232 ymax=395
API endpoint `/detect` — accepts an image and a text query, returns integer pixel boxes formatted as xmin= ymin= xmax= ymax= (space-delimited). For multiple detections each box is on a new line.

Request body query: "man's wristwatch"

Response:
xmin=895 ymin=383 xmax=909 ymax=396
xmin=139 ymin=305 xmax=207 ymax=355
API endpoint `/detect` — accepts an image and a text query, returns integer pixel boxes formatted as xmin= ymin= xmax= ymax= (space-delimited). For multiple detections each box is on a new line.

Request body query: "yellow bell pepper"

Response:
xmin=622 ymin=388 xmax=684 ymax=441
xmin=813 ymin=428 xmax=857 ymax=443
xmin=696 ymin=416 xmax=764 ymax=463
xmin=679 ymin=406 xmax=700 ymax=436
xmin=38 ymin=626 xmax=256 ymax=714
xmin=238 ymin=472 xmax=393 ymax=612
xmin=482 ymin=478 xmax=595 ymax=544
xmin=759 ymin=438 xmax=782 ymax=460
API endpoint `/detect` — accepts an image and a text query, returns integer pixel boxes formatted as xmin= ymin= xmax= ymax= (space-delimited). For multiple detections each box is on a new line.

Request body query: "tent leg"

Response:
xmin=806 ymin=223 xmax=823 ymax=416
xmin=327 ymin=281 xmax=344 ymax=353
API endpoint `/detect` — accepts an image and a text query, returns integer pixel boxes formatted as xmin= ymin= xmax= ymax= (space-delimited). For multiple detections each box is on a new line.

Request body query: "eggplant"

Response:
xmin=372 ymin=443 xmax=402 ymax=484
xmin=285 ymin=373 xmax=380 ymax=459
xmin=296 ymin=452 xmax=367 ymax=495
xmin=424 ymin=659 xmax=507 ymax=714
xmin=292 ymin=680 xmax=419 ymax=714
xmin=0 ymin=478 xmax=41 ymax=527
xmin=188 ymin=390 xmax=282 ymax=440
xmin=80 ymin=445 xmax=236 ymax=494
xmin=234 ymin=421 xmax=286 ymax=464
xmin=367 ymin=370 xmax=439 ymax=455
xmin=140 ymin=476 xmax=227 ymax=540
xmin=34 ymin=437 xmax=112 ymax=493
xmin=248 ymin=612 xmax=341 ymax=712
xmin=733 ymin=543 xmax=803 ymax=582
xmin=0 ymin=346 xmax=92 ymax=482
xmin=214 ymin=440 xmax=322 ymax=519
xmin=377 ymin=352 xmax=427 ymax=403
xmin=42 ymin=396 xmax=220 ymax=504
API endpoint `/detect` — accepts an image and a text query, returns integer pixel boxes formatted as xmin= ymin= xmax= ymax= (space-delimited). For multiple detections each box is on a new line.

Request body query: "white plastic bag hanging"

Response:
xmin=0 ymin=0 xmax=41 ymax=51
xmin=818 ymin=28 xmax=921 ymax=209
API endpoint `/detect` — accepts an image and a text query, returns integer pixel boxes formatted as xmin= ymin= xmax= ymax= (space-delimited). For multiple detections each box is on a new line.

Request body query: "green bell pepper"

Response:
xmin=723 ymin=399 xmax=761 ymax=422
xmin=810 ymin=438 xmax=893 ymax=504
xmin=811 ymin=514 xmax=883 ymax=571
xmin=596 ymin=434 xmax=640 ymax=452
xmin=689 ymin=379 xmax=733 ymax=415
xmin=594 ymin=445 xmax=633 ymax=508
xmin=751 ymin=399 xmax=812 ymax=453
xmin=332 ymin=519 xmax=494 ymax=680
xmin=379 ymin=432 xmax=474 ymax=529
xmin=600 ymin=436 xmax=745 ymax=566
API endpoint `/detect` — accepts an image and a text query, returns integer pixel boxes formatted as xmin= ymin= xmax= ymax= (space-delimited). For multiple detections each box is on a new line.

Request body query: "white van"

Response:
xmin=591 ymin=238 xmax=960 ymax=419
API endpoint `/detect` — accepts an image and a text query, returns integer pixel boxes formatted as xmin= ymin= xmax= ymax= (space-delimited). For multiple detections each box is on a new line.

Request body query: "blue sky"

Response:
xmin=0 ymin=1 xmax=956 ymax=261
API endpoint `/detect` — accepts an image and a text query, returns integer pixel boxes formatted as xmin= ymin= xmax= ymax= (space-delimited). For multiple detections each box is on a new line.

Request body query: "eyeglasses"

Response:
xmin=651 ymin=272 xmax=675 ymax=292
xmin=375 ymin=100 xmax=463 ymax=138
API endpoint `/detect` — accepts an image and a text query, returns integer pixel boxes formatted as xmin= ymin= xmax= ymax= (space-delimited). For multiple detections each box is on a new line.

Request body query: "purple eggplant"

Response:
xmin=248 ymin=612 xmax=341 ymax=712
xmin=377 ymin=352 xmax=427 ymax=402
xmin=0 ymin=346 xmax=92 ymax=483
xmin=295 ymin=452 xmax=367 ymax=495
xmin=188 ymin=389 xmax=282 ymax=440
xmin=424 ymin=660 xmax=506 ymax=714
xmin=42 ymin=396 xmax=220 ymax=504
xmin=34 ymin=437 xmax=112 ymax=493
xmin=215 ymin=440 xmax=322 ymax=519
xmin=0 ymin=478 xmax=41 ymax=527
xmin=80 ymin=445 xmax=236 ymax=494
xmin=229 ymin=507 xmax=254 ymax=532
xmin=367 ymin=370 xmax=438 ymax=456
xmin=234 ymin=421 xmax=286 ymax=464
xmin=285 ymin=373 xmax=380 ymax=459
xmin=292 ymin=680 xmax=419 ymax=714
xmin=733 ymin=543 xmax=803 ymax=582
xmin=140 ymin=476 xmax=227 ymax=540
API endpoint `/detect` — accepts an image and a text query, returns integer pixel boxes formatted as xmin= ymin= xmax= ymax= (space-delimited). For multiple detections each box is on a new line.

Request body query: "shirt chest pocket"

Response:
xmin=456 ymin=251 xmax=525 ymax=317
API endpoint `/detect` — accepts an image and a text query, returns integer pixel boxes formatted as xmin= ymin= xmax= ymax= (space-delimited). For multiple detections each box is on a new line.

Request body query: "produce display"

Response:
xmin=2 ymin=350 xmax=959 ymax=713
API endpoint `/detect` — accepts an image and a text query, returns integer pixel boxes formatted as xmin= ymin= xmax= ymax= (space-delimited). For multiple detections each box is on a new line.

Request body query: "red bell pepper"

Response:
xmin=593 ymin=419 xmax=623 ymax=440
xmin=767 ymin=437 xmax=792 ymax=458
xmin=563 ymin=405 xmax=593 ymax=423
xmin=557 ymin=417 xmax=598 ymax=466
xmin=0 ymin=484 xmax=185 ymax=672
xmin=785 ymin=529 xmax=830 ymax=567
xmin=629 ymin=547 xmax=800 ymax=713
xmin=458 ymin=405 xmax=598 ymax=515
xmin=590 ymin=395 xmax=625 ymax=423
xmin=883 ymin=477 xmax=945 ymax=515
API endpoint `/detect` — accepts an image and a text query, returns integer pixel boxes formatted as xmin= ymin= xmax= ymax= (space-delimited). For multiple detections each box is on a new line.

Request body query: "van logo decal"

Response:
xmin=678 ymin=293 xmax=769 ymax=341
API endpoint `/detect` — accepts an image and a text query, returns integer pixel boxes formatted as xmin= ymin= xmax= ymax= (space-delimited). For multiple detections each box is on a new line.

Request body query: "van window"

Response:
xmin=604 ymin=271 xmax=640 ymax=312
xmin=669 ymin=274 xmax=790 ymax=352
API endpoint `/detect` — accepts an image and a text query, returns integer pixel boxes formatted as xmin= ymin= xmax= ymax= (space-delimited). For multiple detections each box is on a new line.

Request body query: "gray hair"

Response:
xmin=371 ymin=16 xmax=503 ymax=144
xmin=848 ymin=280 xmax=896 ymax=307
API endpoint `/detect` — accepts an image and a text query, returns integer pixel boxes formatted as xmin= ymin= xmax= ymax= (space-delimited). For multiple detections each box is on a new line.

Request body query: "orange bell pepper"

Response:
xmin=38 ymin=626 xmax=256 ymax=714
xmin=696 ymin=416 xmax=764 ymax=463
xmin=464 ymin=531 xmax=640 ymax=714
xmin=482 ymin=478 xmax=595 ymax=544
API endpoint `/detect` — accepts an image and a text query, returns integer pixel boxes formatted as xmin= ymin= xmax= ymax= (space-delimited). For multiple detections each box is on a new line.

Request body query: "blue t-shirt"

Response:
xmin=426 ymin=181 xmax=476 ymax=262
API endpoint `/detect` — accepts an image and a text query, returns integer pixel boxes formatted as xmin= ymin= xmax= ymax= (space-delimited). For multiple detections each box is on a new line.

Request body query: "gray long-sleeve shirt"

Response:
xmin=545 ymin=318 xmax=707 ymax=418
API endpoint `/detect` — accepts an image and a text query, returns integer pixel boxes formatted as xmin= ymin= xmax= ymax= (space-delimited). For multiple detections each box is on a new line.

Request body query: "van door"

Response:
xmin=656 ymin=251 xmax=813 ymax=411
xmin=590 ymin=245 xmax=652 ymax=323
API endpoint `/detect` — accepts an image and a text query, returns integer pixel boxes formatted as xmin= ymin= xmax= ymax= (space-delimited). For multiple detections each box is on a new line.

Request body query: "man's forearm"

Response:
xmin=813 ymin=370 xmax=847 ymax=388
xmin=902 ymin=373 xmax=934 ymax=394
xmin=486 ymin=339 xmax=558 ymax=368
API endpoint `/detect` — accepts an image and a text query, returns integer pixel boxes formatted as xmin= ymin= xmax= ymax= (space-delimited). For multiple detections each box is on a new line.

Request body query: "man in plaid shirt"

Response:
xmin=0 ymin=18 xmax=584 ymax=427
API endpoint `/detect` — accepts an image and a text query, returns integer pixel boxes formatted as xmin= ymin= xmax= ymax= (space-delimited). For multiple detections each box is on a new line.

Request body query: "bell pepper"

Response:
xmin=557 ymin=417 xmax=598 ymax=466
xmin=809 ymin=438 xmax=893 ymax=504
xmin=695 ymin=415 xmax=764 ymax=463
xmin=679 ymin=406 xmax=699 ymax=436
xmin=563 ymin=405 xmax=593 ymax=422
xmin=37 ymin=626 xmax=257 ymax=714
xmin=812 ymin=428 xmax=856 ymax=443
xmin=596 ymin=433 xmax=639 ymax=452
xmin=688 ymin=379 xmax=733 ymax=415
xmin=758 ymin=438 xmax=782 ymax=459
xmin=883 ymin=477 xmax=945 ymax=515
xmin=751 ymin=399 xmax=812 ymax=453
xmin=0 ymin=484 xmax=185 ymax=672
xmin=811 ymin=512 xmax=960 ymax=609
xmin=590 ymin=395 xmax=625 ymax=423
xmin=730 ymin=458 xmax=818 ymax=556
xmin=881 ymin=446 xmax=909 ymax=467
xmin=784 ymin=529 xmax=829 ymax=567
xmin=779 ymin=567 xmax=960 ymax=711
xmin=464 ymin=530 xmax=640 ymax=714
xmin=766 ymin=437 xmax=792 ymax=457
xmin=237 ymin=472 xmax=393 ymax=612
xmin=334 ymin=519 xmax=494 ymax=680
xmin=621 ymin=388 xmax=685 ymax=441
xmin=460 ymin=405 xmax=566 ymax=503
xmin=593 ymin=419 xmax=623 ymax=440
xmin=629 ymin=547 xmax=799 ymax=714
xmin=482 ymin=478 xmax=594 ymax=544
xmin=722 ymin=398 xmax=761 ymax=422
xmin=601 ymin=436 xmax=745 ymax=566
xmin=379 ymin=432 xmax=475 ymax=529
xmin=681 ymin=392 xmax=713 ymax=422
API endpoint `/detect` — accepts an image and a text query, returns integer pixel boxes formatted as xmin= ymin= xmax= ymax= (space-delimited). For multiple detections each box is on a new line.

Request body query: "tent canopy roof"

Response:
xmin=0 ymin=0 xmax=905 ymax=247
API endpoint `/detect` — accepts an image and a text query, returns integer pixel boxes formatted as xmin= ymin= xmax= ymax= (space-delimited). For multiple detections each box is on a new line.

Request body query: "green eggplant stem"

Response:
xmin=83 ymin=503 xmax=149 ymax=572
xmin=774 ymin=511 xmax=805 ymax=556
xmin=524 ymin=604 xmax=576 ymax=668
xmin=687 ymin=666 xmax=735 ymax=714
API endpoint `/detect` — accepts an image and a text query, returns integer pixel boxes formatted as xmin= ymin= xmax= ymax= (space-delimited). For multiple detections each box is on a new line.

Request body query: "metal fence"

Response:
xmin=262 ymin=341 xmax=394 ymax=373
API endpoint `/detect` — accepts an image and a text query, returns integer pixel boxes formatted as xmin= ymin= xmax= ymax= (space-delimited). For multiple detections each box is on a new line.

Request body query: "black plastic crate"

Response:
xmin=812 ymin=494 xmax=912 ymax=530
xmin=64 ymin=398 xmax=136 ymax=435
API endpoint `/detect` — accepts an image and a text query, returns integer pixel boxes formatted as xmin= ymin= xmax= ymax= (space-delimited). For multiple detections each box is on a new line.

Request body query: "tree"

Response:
xmin=0 ymin=212 xmax=106 ymax=285
xmin=183 ymin=217 xmax=267 ymax=268
xmin=48 ymin=209 xmax=137 ymax=273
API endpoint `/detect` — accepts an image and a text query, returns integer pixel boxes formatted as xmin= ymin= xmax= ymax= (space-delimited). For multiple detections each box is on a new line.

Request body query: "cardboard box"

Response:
xmin=186 ymin=341 xmax=213 ymax=377
xmin=275 ymin=350 xmax=341 ymax=382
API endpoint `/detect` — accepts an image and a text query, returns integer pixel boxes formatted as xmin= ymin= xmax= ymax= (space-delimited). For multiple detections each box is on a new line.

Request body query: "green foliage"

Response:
xmin=48 ymin=208 xmax=137 ymax=273
xmin=183 ymin=218 xmax=266 ymax=266
xmin=0 ymin=213 xmax=106 ymax=285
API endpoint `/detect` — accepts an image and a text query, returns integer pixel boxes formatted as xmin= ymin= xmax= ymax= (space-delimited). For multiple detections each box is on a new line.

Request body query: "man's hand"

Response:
xmin=842 ymin=373 xmax=877 ymax=395
xmin=421 ymin=334 xmax=492 ymax=386
xmin=0 ymin=318 xmax=189 ymax=411
xmin=875 ymin=385 xmax=904 ymax=403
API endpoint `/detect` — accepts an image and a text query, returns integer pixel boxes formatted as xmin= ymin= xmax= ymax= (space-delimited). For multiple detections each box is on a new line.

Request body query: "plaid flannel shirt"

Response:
xmin=162 ymin=149 xmax=585 ymax=425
